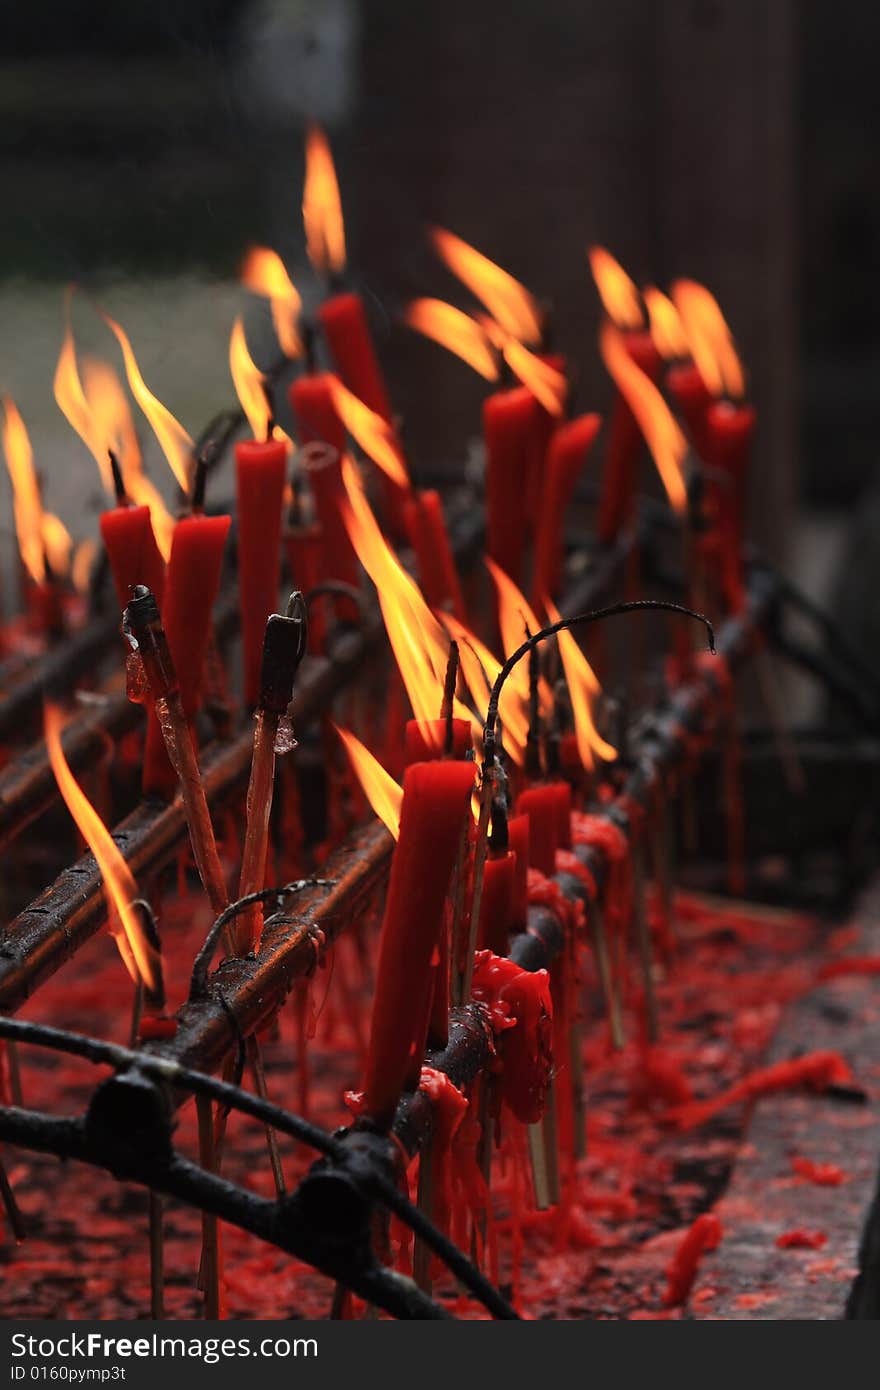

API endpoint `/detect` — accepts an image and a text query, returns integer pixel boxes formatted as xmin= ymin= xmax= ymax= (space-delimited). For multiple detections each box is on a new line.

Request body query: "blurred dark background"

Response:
xmin=0 ymin=0 xmax=877 ymax=626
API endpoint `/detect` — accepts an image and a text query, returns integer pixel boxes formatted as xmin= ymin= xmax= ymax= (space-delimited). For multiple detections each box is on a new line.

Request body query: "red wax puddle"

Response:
xmin=776 ymin=1229 xmax=828 ymax=1251
xmin=663 ymin=1212 xmax=722 ymax=1307
xmin=791 ymin=1156 xmax=849 ymax=1187
xmin=0 ymin=871 xmax=860 ymax=1320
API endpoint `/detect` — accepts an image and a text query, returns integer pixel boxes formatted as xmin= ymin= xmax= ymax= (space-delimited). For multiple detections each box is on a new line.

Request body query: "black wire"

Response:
xmin=189 ymin=879 xmax=334 ymax=999
xmin=482 ymin=599 xmax=715 ymax=769
xmin=0 ymin=1016 xmax=343 ymax=1160
xmin=369 ymin=1170 xmax=519 ymax=1319
xmin=0 ymin=1016 xmax=517 ymax=1317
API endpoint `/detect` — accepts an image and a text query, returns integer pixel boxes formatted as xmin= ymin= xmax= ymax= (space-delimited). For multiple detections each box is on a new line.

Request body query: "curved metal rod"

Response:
xmin=0 ymin=1015 xmax=518 ymax=1319
xmin=0 ymin=1103 xmax=449 ymax=1321
xmin=189 ymin=879 xmax=334 ymax=1000
xmin=482 ymin=599 xmax=715 ymax=769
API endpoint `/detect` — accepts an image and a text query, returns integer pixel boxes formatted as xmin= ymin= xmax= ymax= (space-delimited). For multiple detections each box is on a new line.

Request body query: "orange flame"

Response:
xmin=240 ymin=246 xmax=302 ymax=358
xmin=229 ymin=316 xmax=271 ymax=442
xmin=72 ymin=538 xmax=98 ymax=596
xmin=2 ymin=396 xmax=45 ymax=584
xmin=588 ymin=246 xmax=644 ymax=331
xmin=100 ymin=309 xmax=194 ymax=493
xmin=543 ymin=597 xmax=617 ymax=767
xmin=341 ymin=458 xmax=470 ymax=744
xmin=439 ymin=611 xmax=528 ymax=765
xmin=486 ymin=559 xmax=554 ymax=716
xmin=55 ymin=315 xmax=175 ymax=562
xmin=335 ymin=725 xmax=402 ymax=839
xmin=303 ymin=123 xmax=346 ymax=275
xmin=501 ymin=338 xmax=567 ymax=416
xmin=45 ymin=701 xmax=162 ymax=998
xmin=644 ymin=287 xmax=689 ymax=362
xmin=329 ymin=378 xmax=409 ymax=488
xmin=671 ymin=279 xmax=745 ymax=400
xmin=403 ymin=299 xmax=500 ymax=381
xmin=41 ymin=513 xmax=72 ymax=579
xmin=599 ymin=322 xmax=688 ymax=514
xmin=430 ymin=227 xmax=543 ymax=345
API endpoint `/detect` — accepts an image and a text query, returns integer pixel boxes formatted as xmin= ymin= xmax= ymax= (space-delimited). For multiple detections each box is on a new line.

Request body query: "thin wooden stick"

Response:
xmin=196 ymin=1095 xmax=221 ymax=1318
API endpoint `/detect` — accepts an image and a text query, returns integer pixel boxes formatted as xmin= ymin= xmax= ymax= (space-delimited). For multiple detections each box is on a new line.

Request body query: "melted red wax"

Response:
xmin=471 ymin=950 xmax=553 ymax=1125
xmin=1 ymin=839 xmax=863 ymax=1321
xmin=818 ymin=956 xmax=880 ymax=980
xmin=790 ymin=1156 xmax=849 ymax=1187
xmin=776 ymin=1228 xmax=828 ymax=1251
xmin=672 ymin=1051 xmax=854 ymax=1130
xmin=663 ymin=1212 xmax=722 ymax=1306
xmin=417 ymin=1066 xmax=468 ymax=1248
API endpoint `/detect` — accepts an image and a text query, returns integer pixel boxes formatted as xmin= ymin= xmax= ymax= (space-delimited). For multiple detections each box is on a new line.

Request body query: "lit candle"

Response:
xmin=515 ymin=785 xmax=561 ymax=877
xmin=361 ymin=759 xmax=475 ymax=1129
xmin=507 ymin=812 xmax=531 ymax=929
xmin=403 ymin=489 xmax=465 ymax=619
xmin=300 ymin=442 xmax=361 ymax=609
xmin=288 ymin=370 xmax=346 ymax=453
xmin=588 ymin=248 xmax=662 ymax=543
xmin=477 ymin=851 xmax=516 ymax=955
xmin=403 ymin=717 xmax=471 ymax=766
xmin=100 ymin=490 xmax=166 ymax=610
xmin=483 ymin=384 xmax=545 ymax=583
xmin=230 ymin=319 xmax=288 ymax=706
xmin=531 ymin=412 xmax=602 ymax=604
xmin=704 ymin=400 xmax=756 ymax=611
xmin=142 ymin=503 xmax=231 ymax=796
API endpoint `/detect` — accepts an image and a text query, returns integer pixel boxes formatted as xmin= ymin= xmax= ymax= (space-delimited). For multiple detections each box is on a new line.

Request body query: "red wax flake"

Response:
xmin=734 ymin=1291 xmax=778 ymax=1310
xmin=137 ymin=1017 xmax=178 ymax=1041
xmin=776 ymin=1229 xmax=828 ymax=1251
xmin=791 ymin=1155 xmax=849 ymax=1187
xmin=673 ymin=1051 xmax=854 ymax=1130
xmin=471 ymin=950 xmax=553 ymax=1124
xmin=663 ymin=1212 xmax=722 ymax=1307
xmin=818 ymin=956 xmax=880 ymax=981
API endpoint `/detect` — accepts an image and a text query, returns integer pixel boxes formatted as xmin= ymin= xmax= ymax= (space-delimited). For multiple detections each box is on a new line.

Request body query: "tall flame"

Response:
xmin=671 ymin=279 xmax=745 ymax=400
xmin=599 ymin=322 xmax=688 ymax=514
xmin=329 ymin=378 xmax=409 ymax=488
xmin=45 ymin=701 xmax=162 ymax=998
xmin=543 ymin=596 xmax=617 ymax=767
xmin=501 ymin=338 xmax=567 ymax=416
xmin=644 ymin=287 xmax=689 ymax=362
xmin=340 ymin=458 xmax=470 ymax=743
xmin=41 ymin=513 xmax=72 ymax=579
xmin=485 ymin=559 xmax=553 ymax=716
xmin=430 ymin=227 xmax=543 ymax=345
xmin=100 ymin=309 xmax=194 ymax=493
xmin=588 ymin=246 xmax=644 ymax=331
xmin=72 ymin=538 xmax=98 ymax=596
xmin=335 ymin=725 xmax=402 ymax=839
xmin=2 ymin=396 xmax=45 ymax=583
xmin=303 ymin=123 xmax=346 ymax=275
xmin=55 ymin=314 xmax=174 ymax=562
xmin=439 ymin=611 xmax=528 ymax=764
xmin=229 ymin=316 xmax=271 ymax=442
xmin=403 ymin=299 xmax=500 ymax=381
xmin=240 ymin=246 xmax=302 ymax=357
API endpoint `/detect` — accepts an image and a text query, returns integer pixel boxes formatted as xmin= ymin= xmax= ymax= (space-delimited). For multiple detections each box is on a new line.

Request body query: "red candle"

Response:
xmin=524 ymin=352 xmax=567 ymax=521
xmin=550 ymin=781 xmax=572 ymax=850
xmin=667 ymin=362 xmax=713 ymax=460
xmin=362 ymin=759 xmax=475 ymax=1128
xmin=142 ymin=513 xmax=231 ymax=796
xmin=478 ymin=851 xmax=516 ymax=955
xmin=483 ymin=385 xmax=544 ymax=583
xmin=300 ymin=443 xmax=361 ymax=605
xmin=507 ymin=812 xmax=531 ymax=929
xmin=403 ymin=489 xmax=465 ymax=619
xmin=288 ymin=372 xmax=346 ymax=452
xmin=318 ymin=292 xmax=407 ymax=537
xmin=100 ymin=505 xmax=166 ymax=611
xmin=285 ymin=520 xmax=324 ymax=651
xmin=403 ymin=717 xmax=471 ymax=766
xmin=235 ymin=439 xmax=287 ymax=707
xmin=704 ymin=400 xmax=756 ymax=611
xmin=515 ymin=785 xmax=560 ymax=876
xmin=319 ymin=292 xmax=392 ymax=421
xmin=531 ymin=413 xmax=602 ymax=604
xmin=597 ymin=330 xmax=662 ymax=543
